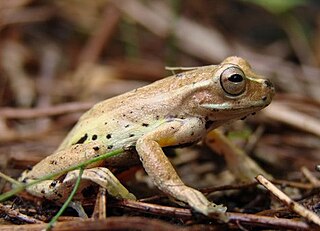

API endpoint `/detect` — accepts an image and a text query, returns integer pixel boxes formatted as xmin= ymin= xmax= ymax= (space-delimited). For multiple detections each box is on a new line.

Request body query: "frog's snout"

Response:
xmin=262 ymin=79 xmax=275 ymax=104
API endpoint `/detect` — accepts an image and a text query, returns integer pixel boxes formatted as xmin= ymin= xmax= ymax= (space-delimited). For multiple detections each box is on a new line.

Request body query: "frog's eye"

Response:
xmin=220 ymin=66 xmax=246 ymax=96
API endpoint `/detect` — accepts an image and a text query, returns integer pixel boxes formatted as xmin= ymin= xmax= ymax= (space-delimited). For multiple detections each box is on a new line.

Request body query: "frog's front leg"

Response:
xmin=205 ymin=129 xmax=272 ymax=181
xmin=136 ymin=118 xmax=226 ymax=216
xmin=26 ymin=167 xmax=135 ymax=203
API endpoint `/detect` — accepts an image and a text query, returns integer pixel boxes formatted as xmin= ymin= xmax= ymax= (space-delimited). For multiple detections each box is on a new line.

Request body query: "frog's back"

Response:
xmin=57 ymin=66 xmax=217 ymax=151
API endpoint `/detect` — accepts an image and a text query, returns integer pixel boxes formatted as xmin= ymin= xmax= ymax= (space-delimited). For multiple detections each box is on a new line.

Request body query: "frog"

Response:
xmin=19 ymin=56 xmax=274 ymax=218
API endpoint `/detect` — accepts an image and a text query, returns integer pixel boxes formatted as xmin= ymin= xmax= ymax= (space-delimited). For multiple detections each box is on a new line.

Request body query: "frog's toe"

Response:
xmin=207 ymin=203 xmax=227 ymax=213
xmin=194 ymin=202 xmax=228 ymax=222
xmin=206 ymin=203 xmax=228 ymax=222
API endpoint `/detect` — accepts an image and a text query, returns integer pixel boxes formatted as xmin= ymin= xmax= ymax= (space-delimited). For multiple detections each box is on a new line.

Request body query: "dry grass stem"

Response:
xmin=263 ymin=102 xmax=320 ymax=137
xmin=301 ymin=166 xmax=320 ymax=187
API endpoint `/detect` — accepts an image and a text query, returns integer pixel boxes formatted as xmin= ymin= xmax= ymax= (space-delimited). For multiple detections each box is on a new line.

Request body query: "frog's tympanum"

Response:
xmin=20 ymin=57 xmax=274 ymax=218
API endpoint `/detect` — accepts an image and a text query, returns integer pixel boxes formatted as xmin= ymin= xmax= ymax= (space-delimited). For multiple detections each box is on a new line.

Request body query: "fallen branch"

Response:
xmin=0 ymin=203 xmax=44 ymax=224
xmin=111 ymin=199 xmax=311 ymax=230
xmin=256 ymin=174 xmax=320 ymax=227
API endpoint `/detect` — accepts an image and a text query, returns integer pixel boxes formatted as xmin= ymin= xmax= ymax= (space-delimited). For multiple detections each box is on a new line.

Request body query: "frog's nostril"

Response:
xmin=264 ymin=79 xmax=273 ymax=88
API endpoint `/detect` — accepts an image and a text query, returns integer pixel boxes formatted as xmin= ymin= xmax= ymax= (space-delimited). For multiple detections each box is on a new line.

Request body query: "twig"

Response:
xmin=111 ymin=199 xmax=310 ymax=230
xmin=263 ymin=102 xmax=320 ymax=137
xmin=0 ymin=203 xmax=44 ymax=224
xmin=0 ymin=216 xmax=186 ymax=231
xmin=301 ymin=166 xmax=320 ymax=187
xmin=0 ymin=102 xmax=93 ymax=119
xmin=256 ymin=174 xmax=320 ymax=226
xmin=92 ymin=187 xmax=107 ymax=219
xmin=201 ymin=181 xmax=258 ymax=194
xmin=78 ymin=4 xmax=121 ymax=65
xmin=270 ymin=179 xmax=314 ymax=190
xmin=0 ymin=6 xmax=54 ymax=27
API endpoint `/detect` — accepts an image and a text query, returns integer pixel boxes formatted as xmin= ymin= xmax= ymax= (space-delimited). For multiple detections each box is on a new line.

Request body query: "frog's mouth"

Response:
xmin=201 ymin=99 xmax=270 ymax=113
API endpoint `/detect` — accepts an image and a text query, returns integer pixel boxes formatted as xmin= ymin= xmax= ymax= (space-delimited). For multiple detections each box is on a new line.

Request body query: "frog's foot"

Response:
xmin=69 ymin=201 xmax=88 ymax=218
xmin=170 ymin=185 xmax=228 ymax=221
xmin=66 ymin=167 xmax=136 ymax=200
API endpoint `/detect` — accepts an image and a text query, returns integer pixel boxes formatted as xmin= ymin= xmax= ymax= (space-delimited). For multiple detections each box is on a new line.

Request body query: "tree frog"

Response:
xmin=19 ymin=56 xmax=274 ymax=217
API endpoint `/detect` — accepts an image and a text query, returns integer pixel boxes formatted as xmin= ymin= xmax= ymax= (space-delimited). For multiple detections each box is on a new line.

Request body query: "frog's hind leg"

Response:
xmin=65 ymin=167 xmax=136 ymax=200
xmin=25 ymin=167 xmax=135 ymax=203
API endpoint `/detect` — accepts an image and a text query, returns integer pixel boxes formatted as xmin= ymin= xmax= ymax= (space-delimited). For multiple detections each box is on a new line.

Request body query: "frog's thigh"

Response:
xmin=206 ymin=129 xmax=272 ymax=181
xmin=64 ymin=167 xmax=136 ymax=200
xmin=136 ymin=119 xmax=226 ymax=216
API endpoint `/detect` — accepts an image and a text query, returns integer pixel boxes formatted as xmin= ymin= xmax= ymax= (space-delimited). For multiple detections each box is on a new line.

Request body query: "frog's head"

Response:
xmin=193 ymin=56 xmax=274 ymax=122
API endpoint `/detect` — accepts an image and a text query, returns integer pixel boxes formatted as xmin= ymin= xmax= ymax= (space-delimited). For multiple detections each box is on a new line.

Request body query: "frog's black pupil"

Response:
xmin=228 ymin=74 xmax=243 ymax=82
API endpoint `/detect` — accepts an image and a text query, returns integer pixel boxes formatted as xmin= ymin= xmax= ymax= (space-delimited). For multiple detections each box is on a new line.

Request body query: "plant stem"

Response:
xmin=46 ymin=167 xmax=84 ymax=230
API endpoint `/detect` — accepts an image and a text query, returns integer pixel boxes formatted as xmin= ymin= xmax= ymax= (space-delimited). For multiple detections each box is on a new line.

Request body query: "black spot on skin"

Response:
xmin=205 ymin=120 xmax=214 ymax=130
xmin=92 ymin=134 xmax=97 ymax=140
xmin=50 ymin=181 xmax=57 ymax=188
xmin=81 ymin=185 xmax=96 ymax=198
xmin=125 ymin=124 xmax=130 ymax=128
xmin=122 ymin=114 xmax=126 ymax=117
xmin=50 ymin=160 xmax=58 ymax=165
xmin=106 ymin=134 xmax=112 ymax=139
xmin=107 ymin=145 xmax=113 ymax=149
xmin=171 ymin=126 xmax=175 ymax=130
xmin=26 ymin=166 xmax=33 ymax=171
xmin=129 ymin=134 xmax=135 ymax=137
xmin=75 ymin=133 xmax=88 ymax=144
xmin=142 ymin=123 xmax=149 ymax=127
xmin=175 ymin=73 xmax=184 ymax=78
xmin=93 ymin=146 xmax=100 ymax=151
xmin=156 ymin=115 xmax=159 ymax=120
xmin=41 ymin=189 xmax=45 ymax=194
xmin=104 ymin=122 xmax=108 ymax=125
xmin=130 ymin=111 xmax=133 ymax=114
